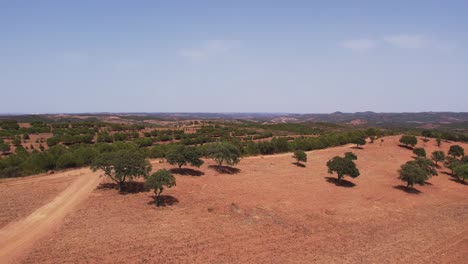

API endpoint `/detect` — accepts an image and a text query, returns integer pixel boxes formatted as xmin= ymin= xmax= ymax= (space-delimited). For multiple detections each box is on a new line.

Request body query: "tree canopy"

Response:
xmin=413 ymin=157 xmax=438 ymax=178
xmin=0 ymin=141 xmax=10 ymax=154
xmin=207 ymin=142 xmax=241 ymax=166
xmin=166 ymin=145 xmax=204 ymax=168
xmin=448 ymin=145 xmax=465 ymax=158
xmin=399 ymin=162 xmax=427 ymax=188
xmin=413 ymin=148 xmax=426 ymax=158
xmin=91 ymin=149 xmax=151 ymax=192
xmin=399 ymin=135 xmax=418 ymax=148
xmin=145 ymin=169 xmax=176 ymax=206
xmin=293 ymin=150 xmax=307 ymax=164
xmin=399 ymin=157 xmax=438 ymax=188
xmin=431 ymin=150 xmax=445 ymax=165
xmin=326 ymin=152 xmax=360 ymax=182
xmin=352 ymin=137 xmax=366 ymax=148
xmin=454 ymin=164 xmax=468 ymax=182
xmin=344 ymin=152 xmax=357 ymax=160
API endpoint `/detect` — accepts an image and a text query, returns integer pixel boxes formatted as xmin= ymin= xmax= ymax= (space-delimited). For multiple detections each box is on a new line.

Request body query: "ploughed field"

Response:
xmin=0 ymin=136 xmax=467 ymax=263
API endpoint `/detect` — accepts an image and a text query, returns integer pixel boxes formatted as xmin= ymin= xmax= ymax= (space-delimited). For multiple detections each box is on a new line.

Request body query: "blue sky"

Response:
xmin=1 ymin=0 xmax=467 ymax=113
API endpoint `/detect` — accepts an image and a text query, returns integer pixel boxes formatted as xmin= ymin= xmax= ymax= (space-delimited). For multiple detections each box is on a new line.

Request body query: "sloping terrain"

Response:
xmin=10 ymin=137 xmax=468 ymax=263
xmin=3 ymin=136 xmax=463 ymax=263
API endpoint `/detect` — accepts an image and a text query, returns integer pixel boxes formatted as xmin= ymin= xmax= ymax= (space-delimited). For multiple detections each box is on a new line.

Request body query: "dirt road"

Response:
xmin=0 ymin=170 xmax=101 ymax=263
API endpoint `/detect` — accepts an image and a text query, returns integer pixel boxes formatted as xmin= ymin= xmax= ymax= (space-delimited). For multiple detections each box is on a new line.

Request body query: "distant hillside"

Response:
xmin=1 ymin=112 xmax=468 ymax=130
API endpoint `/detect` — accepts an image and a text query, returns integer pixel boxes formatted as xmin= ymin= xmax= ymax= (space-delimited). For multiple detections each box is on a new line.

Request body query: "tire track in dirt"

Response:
xmin=0 ymin=170 xmax=101 ymax=263
xmin=417 ymin=229 xmax=468 ymax=263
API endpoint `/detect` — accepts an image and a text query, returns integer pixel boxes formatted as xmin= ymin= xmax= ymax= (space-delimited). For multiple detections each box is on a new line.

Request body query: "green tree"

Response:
xmin=0 ymin=140 xmax=10 ymax=154
xmin=145 ymin=169 xmax=176 ymax=207
xmin=97 ymin=132 xmax=113 ymax=143
xmin=421 ymin=130 xmax=432 ymax=139
xmin=431 ymin=151 xmax=445 ymax=165
xmin=413 ymin=148 xmax=426 ymax=158
xmin=399 ymin=135 xmax=418 ymax=148
xmin=326 ymin=153 xmax=360 ymax=182
xmin=46 ymin=136 xmax=60 ymax=147
xmin=454 ymin=164 xmax=468 ymax=182
xmin=166 ymin=145 xmax=204 ymax=169
xmin=293 ymin=150 xmax=307 ymax=164
xmin=448 ymin=145 xmax=464 ymax=158
xmin=134 ymin=137 xmax=153 ymax=148
xmin=344 ymin=152 xmax=357 ymax=160
xmin=399 ymin=161 xmax=427 ymax=188
xmin=56 ymin=153 xmax=79 ymax=169
xmin=13 ymin=135 xmax=22 ymax=147
xmin=207 ymin=142 xmax=241 ymax=167
xmin=462 ymin=156 xmax=468 ymax=164
xmin=444 ymin=156 xmax=461 ymax=175
xmin=436 ymin=136 xmax=442 ymax=147
xmin=352 ymin=137 xmax=366 ymax=148
xmin=113 ymin=132 xmax=128 ymax=142
xmin=91 ymin=149 xmax=151 ymax=192
xmin=23 ymin=133 xmax=30 ymax=141
xmin=414 ymin=157 xmax=438 ymax=178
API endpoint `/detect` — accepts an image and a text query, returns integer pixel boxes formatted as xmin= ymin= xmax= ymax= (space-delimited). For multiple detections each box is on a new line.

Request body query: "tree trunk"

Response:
xmin=156 ymin=190 xmax=162 ymax=207
xmin=118 ymin=181 xmax=124 ymax=192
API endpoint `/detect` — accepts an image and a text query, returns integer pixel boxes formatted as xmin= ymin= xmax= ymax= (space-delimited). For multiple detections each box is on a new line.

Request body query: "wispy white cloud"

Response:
xmin=383 ymin=34 xmax=455 ymax=51
xmin=383 ymin=34 xmax=428 ymax=49
xmin=178 ymin=40 xmax=236 ymax=60
xmin=341 ymin=34 xmax=454 ymax=53
xmin=340 ymin=38 xmax=376 ymax=52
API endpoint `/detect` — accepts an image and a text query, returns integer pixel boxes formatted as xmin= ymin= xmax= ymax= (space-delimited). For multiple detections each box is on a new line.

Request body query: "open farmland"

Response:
xmin=1 ymin=136 xmax=467 ymax=263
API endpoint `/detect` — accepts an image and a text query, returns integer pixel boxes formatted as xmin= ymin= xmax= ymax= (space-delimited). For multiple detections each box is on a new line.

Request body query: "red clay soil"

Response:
xmin=0 ymin=169 xmax=101 ymax=262
xmin=3 ymin=136 xmax=468 ymax=263
xmin=0 ymin=169 xmax=84 ymax=229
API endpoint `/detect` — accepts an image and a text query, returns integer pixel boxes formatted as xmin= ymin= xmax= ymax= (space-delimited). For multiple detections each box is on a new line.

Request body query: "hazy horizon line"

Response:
xmin=1 ymin=111 xmax=468 ymax=116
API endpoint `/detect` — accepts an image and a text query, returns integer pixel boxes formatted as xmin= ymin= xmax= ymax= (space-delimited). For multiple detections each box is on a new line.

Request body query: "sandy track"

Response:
xmin=0 ymin=170 xmax=101 ymax=263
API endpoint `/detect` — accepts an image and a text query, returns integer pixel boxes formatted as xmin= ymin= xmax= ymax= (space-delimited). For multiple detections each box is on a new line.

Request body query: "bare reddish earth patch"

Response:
xmin=0 ymin=169 xmax=86 ymax=229
xmin=4 ymin=136 xmax=468 ymax=263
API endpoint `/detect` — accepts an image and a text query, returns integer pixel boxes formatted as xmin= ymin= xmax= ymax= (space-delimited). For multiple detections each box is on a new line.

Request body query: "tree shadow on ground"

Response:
xmin=292 ymin=162 xmax=306 ymax=168
xmin=208 ymin=165 xmax=241 ymax=174
xmin=169 ymin=168 xmax=204 ymax=177
xmin=424 ymin=181 xmax=433 ymax=185
xmin=147 ymin=195 xmax=179 ymax=207
xmin=351 ymin=146 xmax=364 ymax=150
xmin=441 ymin=171 xmax=461 ymax=182
xmin=441 ymin=171 xmax=454 ymax=177
xmin=448 ymin=178 xmax=467 ymax=185
xmin=393 ymin=185 xmax=421 ymax=194
xmin=324 ymin=177 xmax=356 ymax=188
xmin=398 ymin=144 xmax=414 ymax=150
xmin=97 ymin=181 xmax=146 ymax=194
xmin=440 ymin=171 xmax=468 ymax=185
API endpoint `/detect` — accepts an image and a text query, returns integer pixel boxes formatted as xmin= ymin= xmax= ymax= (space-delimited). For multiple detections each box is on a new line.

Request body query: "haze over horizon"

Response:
xmin=1 ymin=1 xmax=468 ymax=113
